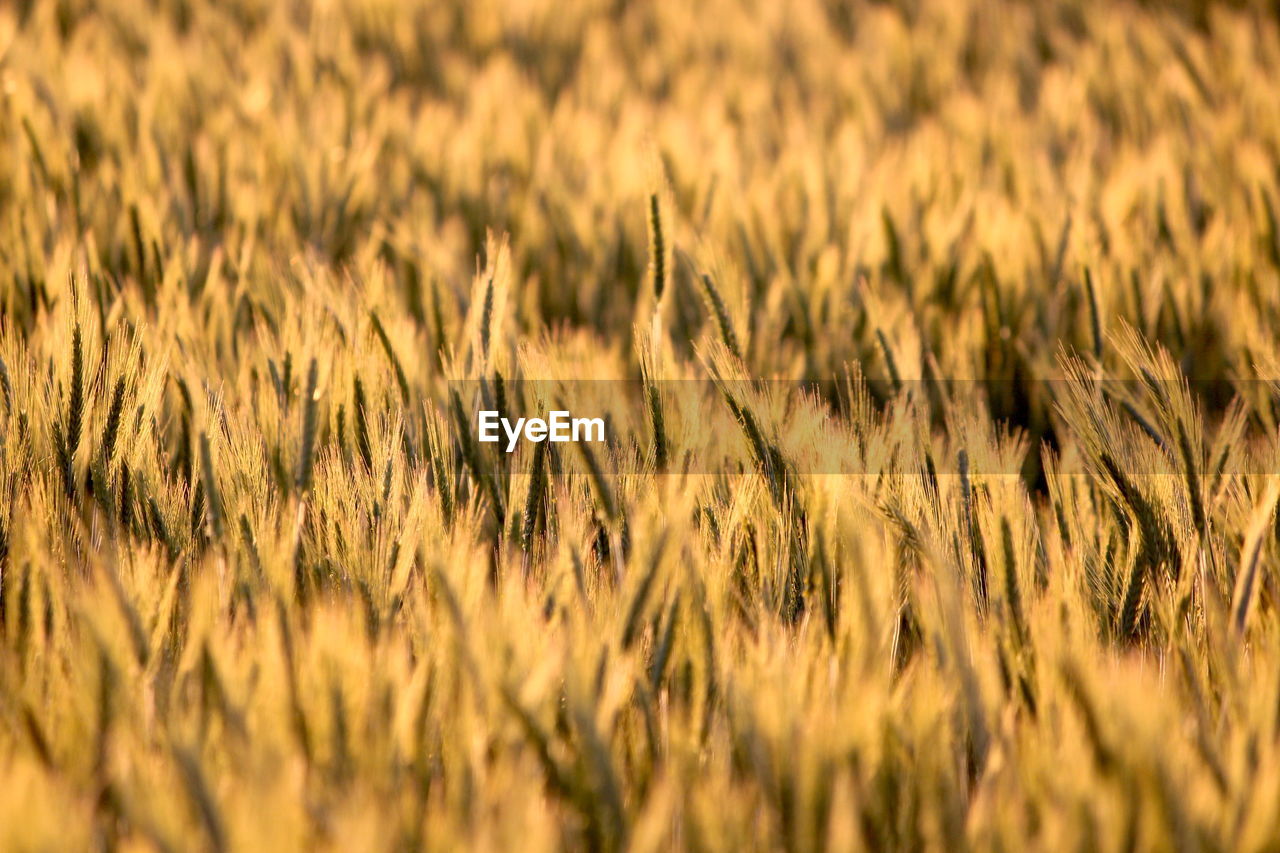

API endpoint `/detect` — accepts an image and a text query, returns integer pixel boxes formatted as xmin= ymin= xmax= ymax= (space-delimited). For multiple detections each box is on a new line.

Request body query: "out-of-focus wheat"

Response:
xmin=2 ymin=0 xmax=1280 ymax=850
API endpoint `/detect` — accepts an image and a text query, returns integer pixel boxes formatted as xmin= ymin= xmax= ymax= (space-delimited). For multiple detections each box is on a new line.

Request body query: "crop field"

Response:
xmin=4 ymin=0 xmax=1280 ymax=850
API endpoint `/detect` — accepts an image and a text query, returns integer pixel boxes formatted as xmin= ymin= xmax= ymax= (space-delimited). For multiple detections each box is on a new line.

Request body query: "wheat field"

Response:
xmin=3 ymin=0 xmax=1280 ymax=850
